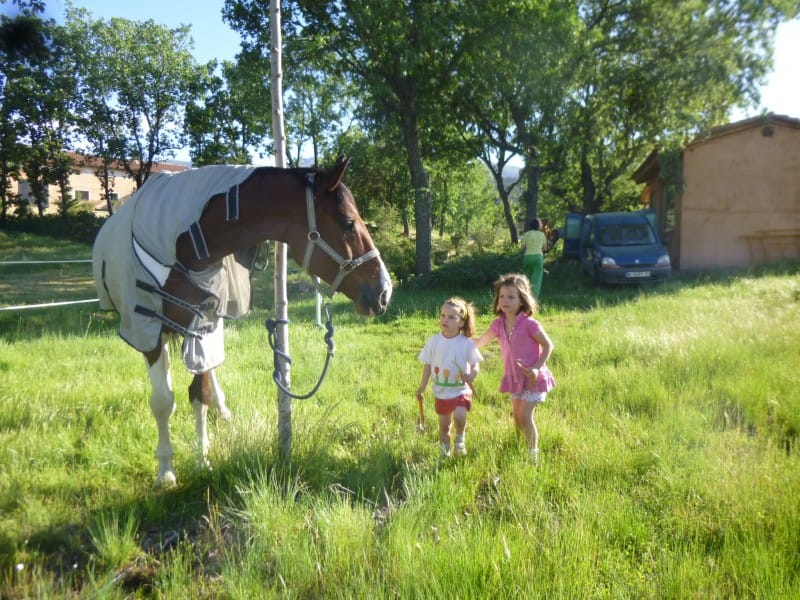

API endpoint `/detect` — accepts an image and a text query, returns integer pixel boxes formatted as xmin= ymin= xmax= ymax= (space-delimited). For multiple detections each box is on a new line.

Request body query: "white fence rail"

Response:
xmin=0 ymin=258 xmax=98 ymax=312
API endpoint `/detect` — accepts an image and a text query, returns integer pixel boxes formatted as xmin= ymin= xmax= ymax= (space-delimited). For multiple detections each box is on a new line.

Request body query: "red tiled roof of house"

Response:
xmin=66 ymin=151 xmax=190 ymax=173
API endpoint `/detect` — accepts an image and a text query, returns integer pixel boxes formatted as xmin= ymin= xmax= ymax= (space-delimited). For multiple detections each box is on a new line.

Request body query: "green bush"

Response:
xmin=0 ymin=213 xmax=106 ymax=245
xmin=371 ymin=229 xmax=417 ymax=283
xmin=405 ymin=250 xmax=521 ymax=290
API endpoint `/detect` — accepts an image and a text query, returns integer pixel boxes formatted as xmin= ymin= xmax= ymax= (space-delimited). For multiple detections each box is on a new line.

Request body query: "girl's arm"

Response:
xmin=473 ymin=328 xmax=497 ymax=349
xmin=516 ymin=328 xmax=554 ymax=385
xmin=417 ymin=364 xmax=431 ymax=396
xmin=528 ymin=328 xmax=554 ymax=372
xmin=462 ymin=361 xmax=479 ymax=386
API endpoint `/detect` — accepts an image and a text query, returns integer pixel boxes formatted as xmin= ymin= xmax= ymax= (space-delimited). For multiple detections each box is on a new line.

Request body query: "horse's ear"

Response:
xmin=326 ymin=155 xmax=350 ymax=191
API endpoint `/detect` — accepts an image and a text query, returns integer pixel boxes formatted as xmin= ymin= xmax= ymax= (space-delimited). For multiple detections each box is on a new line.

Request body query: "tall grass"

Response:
xmin=1 ymin=231 xmax=798 ymax=598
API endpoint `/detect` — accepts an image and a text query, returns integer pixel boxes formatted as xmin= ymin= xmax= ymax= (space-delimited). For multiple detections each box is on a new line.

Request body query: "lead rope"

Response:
xmin=265 ymin=302 xmax=335 ymax=399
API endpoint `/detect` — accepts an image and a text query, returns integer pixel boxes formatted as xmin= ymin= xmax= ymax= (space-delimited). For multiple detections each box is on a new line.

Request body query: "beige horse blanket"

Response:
xmin=92 ymin=165 xmax=258 ymax=372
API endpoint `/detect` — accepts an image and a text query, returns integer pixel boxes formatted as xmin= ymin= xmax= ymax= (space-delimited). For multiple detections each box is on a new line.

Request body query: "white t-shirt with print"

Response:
xmin=418 ymin=333 xmax=483 ymax=399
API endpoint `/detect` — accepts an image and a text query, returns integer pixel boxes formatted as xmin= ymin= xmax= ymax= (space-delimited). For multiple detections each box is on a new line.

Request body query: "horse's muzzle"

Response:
xmin=357 ymin=263 xmax=392 ymax=316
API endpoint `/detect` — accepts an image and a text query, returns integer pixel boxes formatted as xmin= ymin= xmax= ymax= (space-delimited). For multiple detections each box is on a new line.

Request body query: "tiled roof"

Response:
xmin=66 ymin=151 xmax=190 ymax=173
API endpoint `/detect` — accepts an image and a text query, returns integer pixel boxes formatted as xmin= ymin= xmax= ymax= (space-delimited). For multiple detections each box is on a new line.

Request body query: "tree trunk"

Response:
xmin=400 ymin=108 xmax=432 ymax=275
xmin=479 ymin=153 xmax=520 ymax=244
xmin=0 ymin=167 xmax=9 ymax=223
xmin=522 ymin=163 xmax=541 ymax=228
xmin=580 ymin=153 xmax=599 ymax=214
xmin=58 ymin=178 xmax=69 ymax=219
xmin=270 ymin=0 xmax=292 ymax=465
xmin=102 ymin=162 xmax=114 ymax=215
xmin=500 ymin=189 xmax=518 ymax=244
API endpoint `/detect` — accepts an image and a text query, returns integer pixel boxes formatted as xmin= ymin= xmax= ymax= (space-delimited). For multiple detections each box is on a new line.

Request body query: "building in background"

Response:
xmin=12 ymin=152 xmax=189 ymax=215
xmin=633 ymin=113 xmax=800 ymax=270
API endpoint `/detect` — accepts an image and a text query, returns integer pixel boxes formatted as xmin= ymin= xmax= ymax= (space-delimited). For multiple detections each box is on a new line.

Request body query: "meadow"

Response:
xmin=1 ymin=230 xmax=798 ymax=598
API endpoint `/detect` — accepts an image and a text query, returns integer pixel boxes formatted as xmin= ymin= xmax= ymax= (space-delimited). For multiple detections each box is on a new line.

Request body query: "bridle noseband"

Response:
xmin=301 ymin=173 xmax=380 ymax=297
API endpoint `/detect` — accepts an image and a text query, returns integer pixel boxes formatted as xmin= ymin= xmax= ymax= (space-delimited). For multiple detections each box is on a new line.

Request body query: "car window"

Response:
xmin=597 ymin=225 xmax=620 ymax=245
xmin=597 ymin=222 xmax=656 ymax=246
xmin=622 ymin=223 xmax=656 ymax=244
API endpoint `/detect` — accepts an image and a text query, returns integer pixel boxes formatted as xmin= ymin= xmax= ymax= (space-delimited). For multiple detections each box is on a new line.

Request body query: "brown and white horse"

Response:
xmin=93 ymin=156 xmax=392 ymax=486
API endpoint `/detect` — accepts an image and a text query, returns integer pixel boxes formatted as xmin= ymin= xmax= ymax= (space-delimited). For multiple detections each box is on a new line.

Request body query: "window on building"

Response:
xmin=75 ymin=189 xmax=90 ymax=202
xmin=17 ymin=181 xmax=49 ymax=208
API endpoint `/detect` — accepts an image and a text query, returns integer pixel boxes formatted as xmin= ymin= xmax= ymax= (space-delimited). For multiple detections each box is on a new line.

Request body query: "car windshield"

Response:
xmin=597 ymin=223 xmax=656 ymax=246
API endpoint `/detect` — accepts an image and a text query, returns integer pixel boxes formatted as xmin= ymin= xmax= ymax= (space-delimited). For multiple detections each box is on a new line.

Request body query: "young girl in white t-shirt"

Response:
xmin=417 ymin=297 xmax=483 ymax=457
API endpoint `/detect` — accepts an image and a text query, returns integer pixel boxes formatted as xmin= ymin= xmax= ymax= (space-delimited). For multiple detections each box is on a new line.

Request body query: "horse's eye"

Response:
xmin=343 ymin=219 xmax=355 ymax=232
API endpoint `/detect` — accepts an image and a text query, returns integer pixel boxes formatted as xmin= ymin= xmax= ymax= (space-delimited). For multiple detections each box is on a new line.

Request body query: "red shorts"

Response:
xmin=435 ymin=394 xmax=472 ymax=415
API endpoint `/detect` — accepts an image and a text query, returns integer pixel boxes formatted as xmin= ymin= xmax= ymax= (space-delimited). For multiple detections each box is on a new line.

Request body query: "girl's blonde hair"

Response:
xmin=443 ymin=297 xmax=477 ymax=337
xmin=492 ymin=273 xmax=539 ymax=316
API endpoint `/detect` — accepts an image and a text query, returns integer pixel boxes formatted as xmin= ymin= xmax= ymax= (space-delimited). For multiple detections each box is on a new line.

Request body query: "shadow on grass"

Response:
xmin=5 ymin=254 xmax=797 ymax=344
xmin=2 ymin=420 xmax=415 ymax=597
xmin=387 ymin=252 xmax=800 ymax=319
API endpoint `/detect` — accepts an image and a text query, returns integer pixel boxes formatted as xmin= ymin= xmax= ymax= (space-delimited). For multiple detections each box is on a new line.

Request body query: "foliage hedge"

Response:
xmin=404 ymin=250 xmax=521 ymax=290
xmin=0 ymin=213 xmax=106 ymax=245
xmin=0 ymin=213 xmax=525 ymax=289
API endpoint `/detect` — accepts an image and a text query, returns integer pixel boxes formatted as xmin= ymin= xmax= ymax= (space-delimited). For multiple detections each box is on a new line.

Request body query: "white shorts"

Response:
xmin=512 ymin=391 xmax=547 ymax=404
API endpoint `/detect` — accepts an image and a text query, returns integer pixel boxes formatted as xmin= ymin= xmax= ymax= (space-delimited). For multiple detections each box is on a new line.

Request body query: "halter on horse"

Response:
xmin=92 ymin=156 xmax=392 ymax=486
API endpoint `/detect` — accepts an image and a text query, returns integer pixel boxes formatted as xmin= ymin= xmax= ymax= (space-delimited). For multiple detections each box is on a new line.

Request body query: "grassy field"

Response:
xmin=1 ymin=230 xmax=799 ymax=598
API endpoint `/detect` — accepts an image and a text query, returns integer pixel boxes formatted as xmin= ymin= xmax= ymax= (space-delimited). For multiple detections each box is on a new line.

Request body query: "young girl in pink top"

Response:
xmin=475 ymin=273 xmax=555 ymax=465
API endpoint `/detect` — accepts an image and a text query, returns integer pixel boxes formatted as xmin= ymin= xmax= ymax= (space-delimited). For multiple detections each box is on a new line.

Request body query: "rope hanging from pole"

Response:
xmin=265 ymin=302 xmax=335 ymax=400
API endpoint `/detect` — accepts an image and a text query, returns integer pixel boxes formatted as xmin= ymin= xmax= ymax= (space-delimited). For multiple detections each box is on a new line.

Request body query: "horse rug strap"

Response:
xmin=92 ymin=165 xmax=258 ymax=373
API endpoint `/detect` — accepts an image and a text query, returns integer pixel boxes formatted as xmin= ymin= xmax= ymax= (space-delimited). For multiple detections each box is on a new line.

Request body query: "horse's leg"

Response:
xmin=188 ymin=373 xmax=213 ymax=469
xmin=209 ymin=369 xmax=232 ymax=420
xmin=145 ymin=342 xmax=177 ymax=487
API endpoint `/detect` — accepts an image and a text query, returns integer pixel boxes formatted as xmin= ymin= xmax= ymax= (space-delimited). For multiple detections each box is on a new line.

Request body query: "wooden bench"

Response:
xmin=742 ymin=229 xmax=800 ymax=265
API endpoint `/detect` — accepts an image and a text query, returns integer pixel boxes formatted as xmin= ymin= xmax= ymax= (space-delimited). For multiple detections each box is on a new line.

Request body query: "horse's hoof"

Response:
xmin=156 ymin=471 xmax=177 ymax=488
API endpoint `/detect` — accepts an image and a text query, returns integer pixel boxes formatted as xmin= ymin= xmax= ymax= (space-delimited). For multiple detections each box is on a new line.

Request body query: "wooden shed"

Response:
xmin=632 ymin=113 xmax=800 ymax=270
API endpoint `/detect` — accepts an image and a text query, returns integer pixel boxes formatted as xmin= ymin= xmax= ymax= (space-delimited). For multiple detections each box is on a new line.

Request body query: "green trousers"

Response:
xmin=523 ymin=253 xmax=544 ymax=298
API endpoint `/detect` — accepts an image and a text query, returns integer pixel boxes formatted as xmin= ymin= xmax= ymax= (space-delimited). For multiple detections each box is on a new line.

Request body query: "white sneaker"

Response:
xmin=454 ymin=435 xmax=467 ymax=456
xmin=440 ymin=443 xmax=451 ymax=458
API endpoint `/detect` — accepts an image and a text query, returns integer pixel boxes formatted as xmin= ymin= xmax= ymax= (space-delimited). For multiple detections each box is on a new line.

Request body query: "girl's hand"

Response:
xmin=462 ymin=373 xmax=476 ymax=395
xmin=516 ymin=360 xmax=539 ymax=386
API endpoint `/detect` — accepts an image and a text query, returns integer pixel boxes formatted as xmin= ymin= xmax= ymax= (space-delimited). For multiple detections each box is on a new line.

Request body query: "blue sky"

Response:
xmin=733 ymin=17 xmax=800 ymax=120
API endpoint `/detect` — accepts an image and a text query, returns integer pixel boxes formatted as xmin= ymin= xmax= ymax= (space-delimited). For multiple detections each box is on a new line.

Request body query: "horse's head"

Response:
xmin=293 ymin=156 xmax=392 ymax=316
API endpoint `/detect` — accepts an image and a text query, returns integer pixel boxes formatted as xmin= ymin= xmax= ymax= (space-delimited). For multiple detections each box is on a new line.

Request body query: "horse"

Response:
xmin=92 ymin=156 xmax=392 ymax=486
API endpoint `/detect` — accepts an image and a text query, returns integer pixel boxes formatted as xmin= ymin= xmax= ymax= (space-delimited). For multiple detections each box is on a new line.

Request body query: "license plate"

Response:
xmin=626 ymin=271 xmax=651 ymax=278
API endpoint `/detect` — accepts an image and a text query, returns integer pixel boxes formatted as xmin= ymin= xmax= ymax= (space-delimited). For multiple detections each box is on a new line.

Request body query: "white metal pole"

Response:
xmin=315 ymin=277 xmax=322 ymax=327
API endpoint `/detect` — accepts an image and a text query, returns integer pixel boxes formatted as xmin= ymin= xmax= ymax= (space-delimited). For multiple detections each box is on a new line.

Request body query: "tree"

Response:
xmin=333 ymin=125 xmax=410 ymax=229
xmin=65 ymin=9 xmax=202 ymax=189
xmin=61 ymin=8 xmax=124 ymax=214
xmin=223 ymin=1 xmax=355 ymax=169
xmin=185 ymin=56 xmax=271 ymax=166
xmin=456 ymin=0 xmax=579 ymax=234
xmin=1 ymin=4 xmax=78 ymax=217
xmin=0 ymin=6 xmax=45 ymax=220
xmin=477 ymin=136 xmax=524 ymax=244
xmin=430 ymin=159 xmax=502 ymax=252
xmin=226 ymin=0 xmax=475 ymax=275
xmin=559 ymin=0 xmax=798 ymax=215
